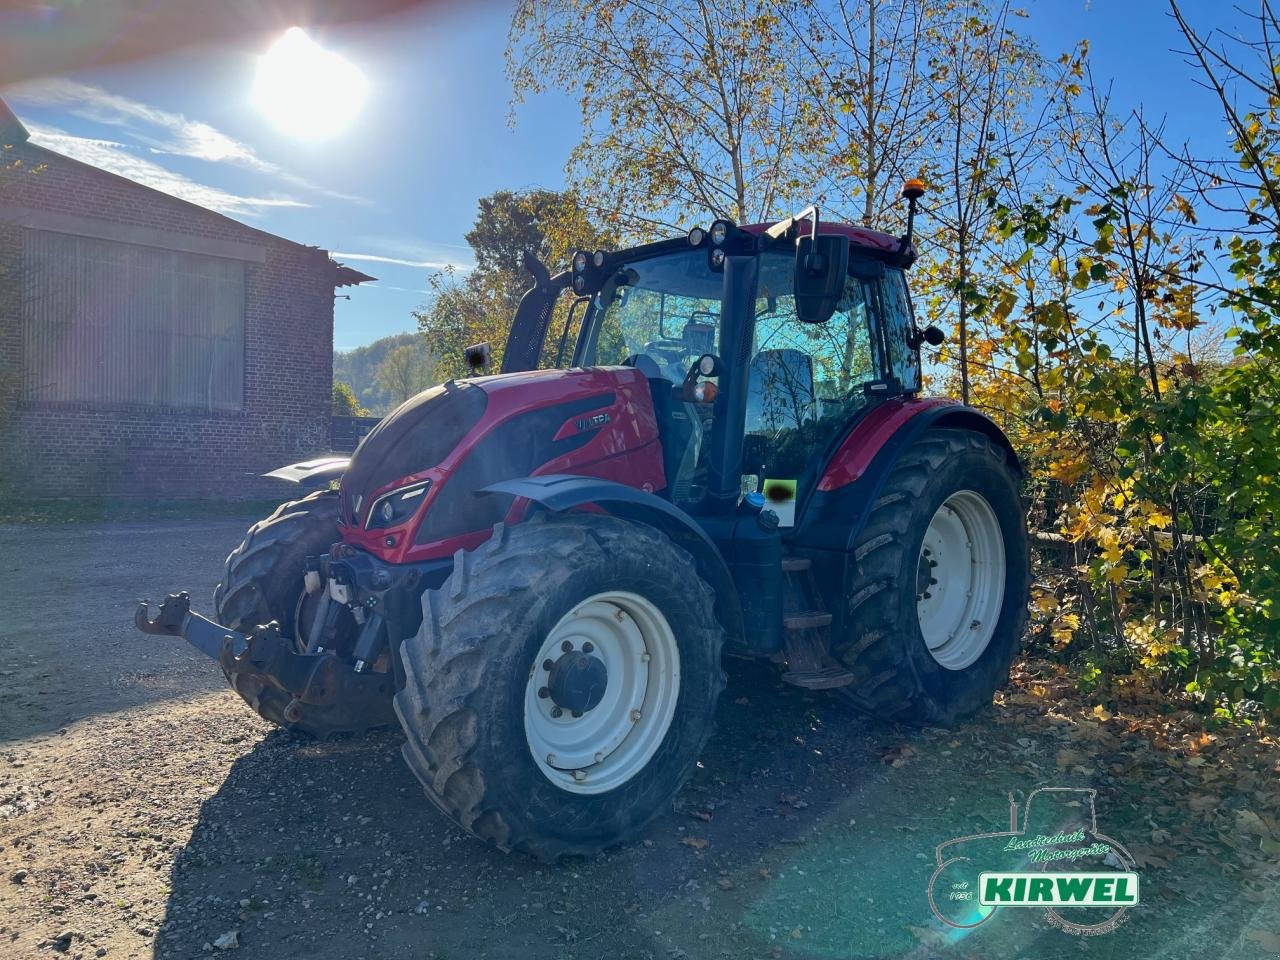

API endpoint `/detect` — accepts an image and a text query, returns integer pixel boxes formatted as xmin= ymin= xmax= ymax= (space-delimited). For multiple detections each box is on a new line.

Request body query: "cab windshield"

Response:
xmin=587 ymin=248 xmax=723 ymax=381
xmin=580 ymin=248 xmax=878 ymax=405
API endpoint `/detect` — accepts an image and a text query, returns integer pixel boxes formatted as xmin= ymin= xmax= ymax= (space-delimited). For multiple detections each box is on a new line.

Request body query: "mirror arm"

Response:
xmin=765 ymin=204 xmax=820 ymax=243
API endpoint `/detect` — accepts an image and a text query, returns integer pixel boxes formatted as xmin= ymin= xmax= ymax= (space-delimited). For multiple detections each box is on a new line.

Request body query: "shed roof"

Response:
xmin=0 ymin=97 xmax=30 ymax=143
xmin=0 ymin=95 xmax=372 ymax=288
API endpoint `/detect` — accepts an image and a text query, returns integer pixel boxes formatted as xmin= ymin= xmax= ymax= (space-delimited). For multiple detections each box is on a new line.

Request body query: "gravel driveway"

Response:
xmin=0 ymin=517 xmax=1275 ymax=960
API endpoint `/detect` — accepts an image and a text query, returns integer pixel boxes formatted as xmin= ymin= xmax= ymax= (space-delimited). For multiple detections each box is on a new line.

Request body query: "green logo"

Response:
xmin=979 ymin=872 xmax=1140 ymax=907
xmin=927 ymin=787 xmax=1140 ymax=935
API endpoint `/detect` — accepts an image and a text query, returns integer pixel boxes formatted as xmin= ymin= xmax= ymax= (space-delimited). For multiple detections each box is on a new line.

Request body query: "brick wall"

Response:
xmin=0 ymin=139 xmax=339 ymax=499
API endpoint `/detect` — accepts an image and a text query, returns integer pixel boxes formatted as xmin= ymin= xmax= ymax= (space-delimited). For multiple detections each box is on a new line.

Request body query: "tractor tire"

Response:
xmin=214 ymin=490 xmax=396 ymax=737
xmin=835 ymin=428 xmax=1028 ymax=726
xmin=394 ymin=513 xmax=725 ymax=860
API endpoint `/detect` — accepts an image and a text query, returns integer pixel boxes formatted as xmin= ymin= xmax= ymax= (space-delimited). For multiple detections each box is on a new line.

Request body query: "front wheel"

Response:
xmin=835 ymin=428 xmax=1029 ymax=725
xmin=394 ymin=513 xmax=725 ymax=860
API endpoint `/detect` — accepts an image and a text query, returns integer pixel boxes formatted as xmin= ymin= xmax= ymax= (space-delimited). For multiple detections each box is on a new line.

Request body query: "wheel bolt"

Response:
xmin=547 ymin=754 xmax=556 ymax=764
xmin=543 ymin=659 xmax=554 ymax=671
xmin=551 ymin=707 xmax=563 ymax=718
xmin=922 ymin=591 xmax=932 ymax=600
xmin=929 ymin=577 xmax=938 ymax=586
xmin=594 ymin=751 xmax=604 ymax=763
xmin=538 ymin=686 xmax=550 ymax=699
xmin=561 ymin=640 xmax=573 ymax=652
xmin=573 ymin=770 xmax=588 ymax=782
xmin=571 ymin=710 xmax=583 ymax=719
xmin=630 ymin=709 xmax=642 ymax=722
xmin=582 ymin=642 xmax=594 ymax=653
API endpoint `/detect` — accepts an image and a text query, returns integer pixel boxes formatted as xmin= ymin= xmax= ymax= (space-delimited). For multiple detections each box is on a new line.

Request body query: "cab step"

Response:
xmin=780 ymin=624 xmax=855 ymax=689
xmin=781 ymin=556 xmax=811 ymax=572
xmin=784 ymin=610 xmax=832 ymax=630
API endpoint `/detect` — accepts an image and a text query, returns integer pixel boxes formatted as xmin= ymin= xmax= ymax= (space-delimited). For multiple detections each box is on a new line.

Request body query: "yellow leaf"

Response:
xmin=1093 ymin=705 xmax=1113 ymax=721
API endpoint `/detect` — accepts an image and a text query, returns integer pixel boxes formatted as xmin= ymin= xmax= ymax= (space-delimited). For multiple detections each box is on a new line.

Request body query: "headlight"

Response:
xmin=709 ymin=220 xmax=732 ymax=246
xmin=365 ymin=480 xmax=431 ymax=529
xmin=688 ymin=226 xmax=706 ymax=247
xmin=573 ymin=251 xmax=588 ymax=272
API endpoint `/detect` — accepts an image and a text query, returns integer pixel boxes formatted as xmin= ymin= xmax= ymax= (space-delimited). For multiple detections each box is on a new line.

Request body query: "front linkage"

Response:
xmin=134 ymin=537 xmax=439 ymax=730
xmin=136 ymin=591 xmax=394 ymax=726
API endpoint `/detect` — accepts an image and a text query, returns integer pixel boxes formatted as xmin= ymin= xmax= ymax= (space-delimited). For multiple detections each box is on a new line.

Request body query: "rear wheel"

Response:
xmin=213 ymin=490 xmax=396 ymax=737
xmin=835 ymin=428 xmax=1029 ymax=725
xmin=394 ymin=513 xmax=725 ymax=860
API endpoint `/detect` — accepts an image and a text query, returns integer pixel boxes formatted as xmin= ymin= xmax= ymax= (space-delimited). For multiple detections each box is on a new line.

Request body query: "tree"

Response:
xmin=778 ymin=0 xmax=934 ymax=230
xmin=416 ymin=188 xmax=614 ymax=379
xmin=374 ymin=342 xmax=436 ymax=406
xmin=331 ymin=380 xmax=368 ymax=417
xmin=509 ymin=0 xmax=805 ymax=232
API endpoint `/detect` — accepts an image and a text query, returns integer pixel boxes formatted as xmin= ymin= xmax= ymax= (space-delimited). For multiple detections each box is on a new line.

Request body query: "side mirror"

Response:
xmin=921 ymin=325 xmax=945 ymax=346
xmin=794 ymin=235 xmax=849 ymax=324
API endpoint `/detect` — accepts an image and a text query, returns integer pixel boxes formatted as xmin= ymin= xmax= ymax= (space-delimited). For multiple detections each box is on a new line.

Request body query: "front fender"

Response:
xmin=481 ymin=474 xmax=745 ymax=646
xmin=263 ymin=456 xmax=349 ymax=489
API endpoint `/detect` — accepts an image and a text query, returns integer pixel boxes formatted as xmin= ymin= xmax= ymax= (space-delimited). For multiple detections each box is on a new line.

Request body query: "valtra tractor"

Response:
xmin=138 ymin=182 xmax=1029 ymax=859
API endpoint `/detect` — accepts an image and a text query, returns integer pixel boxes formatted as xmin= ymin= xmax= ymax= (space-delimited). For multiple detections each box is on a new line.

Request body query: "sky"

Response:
xmin=0 ymin=0 xmax=1243 ymax=352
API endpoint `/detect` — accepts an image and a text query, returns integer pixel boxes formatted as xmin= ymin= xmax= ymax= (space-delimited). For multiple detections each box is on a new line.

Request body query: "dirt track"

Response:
xmin=1 ymin=518 xmax=1277 ymax=960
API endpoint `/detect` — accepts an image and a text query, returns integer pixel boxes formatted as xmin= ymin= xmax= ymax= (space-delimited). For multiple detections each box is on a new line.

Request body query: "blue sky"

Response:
xmin=1 ymin=0 xmax=1238 ymax=351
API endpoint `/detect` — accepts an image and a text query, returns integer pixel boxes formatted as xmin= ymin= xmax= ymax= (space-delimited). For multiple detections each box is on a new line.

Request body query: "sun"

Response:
xmin=251 ymin=28 xmax=368 ymax=140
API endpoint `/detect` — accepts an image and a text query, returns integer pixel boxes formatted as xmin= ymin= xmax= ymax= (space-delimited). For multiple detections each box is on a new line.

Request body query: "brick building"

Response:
xmin=0 ymin=97 xmax=371 ymax=499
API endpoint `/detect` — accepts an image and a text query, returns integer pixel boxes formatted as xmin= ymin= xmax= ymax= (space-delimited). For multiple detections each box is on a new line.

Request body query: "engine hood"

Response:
xmin=340 ymin=366 xmax=655 ymax=529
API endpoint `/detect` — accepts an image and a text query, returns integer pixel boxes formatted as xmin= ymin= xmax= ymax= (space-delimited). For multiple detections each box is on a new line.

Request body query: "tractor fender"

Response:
xmin=263 ymin=456 xmax=349 ymax=489
xmin=481 ymin=474 xmax=745 ymax=646
xmin=798 ymin=401 xmax=1020 ymax=555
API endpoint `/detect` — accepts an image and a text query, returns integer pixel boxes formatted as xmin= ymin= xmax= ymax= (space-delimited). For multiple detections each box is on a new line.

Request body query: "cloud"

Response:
xmin=9 ymin=78 xmax=362 ymax=202
xmin=333 ymin=251 xmax=472 ymax=271
xmin=25 ymin=123 xmax=309 ymax=217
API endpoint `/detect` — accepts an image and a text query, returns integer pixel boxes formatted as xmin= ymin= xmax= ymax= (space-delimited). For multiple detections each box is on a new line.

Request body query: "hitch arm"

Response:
xmin=135 ymin=592 xmax=248 ymax=661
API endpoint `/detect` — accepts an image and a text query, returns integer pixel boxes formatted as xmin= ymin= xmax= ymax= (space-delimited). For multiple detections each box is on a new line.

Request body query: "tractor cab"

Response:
xmin=502 ymin=203 xmax=933 ymax=525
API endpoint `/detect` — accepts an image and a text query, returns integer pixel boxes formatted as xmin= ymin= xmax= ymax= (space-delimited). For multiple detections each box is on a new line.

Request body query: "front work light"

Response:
xmin=709 ymin=220 xmax=732 ymax=246
xmin=573 ymin=251 xmax=588 ymax=272
xmin=688 ymin=226 xmax=706 ymax=247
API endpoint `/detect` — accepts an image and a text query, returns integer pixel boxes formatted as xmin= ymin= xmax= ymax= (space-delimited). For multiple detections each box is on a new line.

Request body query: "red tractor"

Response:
xmin=138 ymin=185 xmax=1028 ymax=860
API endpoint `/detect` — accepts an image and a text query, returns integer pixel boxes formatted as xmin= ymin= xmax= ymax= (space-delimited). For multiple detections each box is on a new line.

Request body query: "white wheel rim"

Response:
xmin=524 ymin=591 xmax=680 ymax=795
xmin=916 ymin=490 xmax=1006 ymax=671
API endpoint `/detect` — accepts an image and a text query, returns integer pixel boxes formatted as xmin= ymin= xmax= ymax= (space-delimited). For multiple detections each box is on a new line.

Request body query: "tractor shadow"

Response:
xmin=155 ymin=658 xmax=1271 ymax=960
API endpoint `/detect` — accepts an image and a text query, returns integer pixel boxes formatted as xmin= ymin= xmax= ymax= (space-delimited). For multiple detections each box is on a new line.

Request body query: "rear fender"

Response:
xmin=263 ymin=456 xmax=349 ymax=489
xmin=801 ymin=402 xmax=1020 ymax=553
xmin=481 ymin=474 xmax=745 ymax=646
xmin=796 ymin=403 xmax=1020 ymax=644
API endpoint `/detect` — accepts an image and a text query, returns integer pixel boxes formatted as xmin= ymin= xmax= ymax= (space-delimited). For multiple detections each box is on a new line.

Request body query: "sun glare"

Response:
xmin=251 ymin=27 xmax=368 ymax=140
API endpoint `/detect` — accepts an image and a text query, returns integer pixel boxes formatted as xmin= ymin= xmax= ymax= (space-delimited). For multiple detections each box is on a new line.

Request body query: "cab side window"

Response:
xmin=881 ymin=268 xmax=921 ymax=391
xmin=745 ymin=264 xmax=877 ymax=479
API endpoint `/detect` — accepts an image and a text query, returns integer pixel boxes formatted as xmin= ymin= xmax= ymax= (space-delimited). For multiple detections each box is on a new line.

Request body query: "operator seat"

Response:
xmin=745 ymin=348 xmax=817 ymax=435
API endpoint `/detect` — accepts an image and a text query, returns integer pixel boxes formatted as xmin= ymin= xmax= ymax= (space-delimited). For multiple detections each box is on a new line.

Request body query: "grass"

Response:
xmin=0 ymin=497 xmax=284 ymax=524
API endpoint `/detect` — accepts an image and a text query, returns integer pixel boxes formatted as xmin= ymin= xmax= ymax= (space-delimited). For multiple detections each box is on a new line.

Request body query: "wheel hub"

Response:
xmin=545 ymin=649 xmax=608 ymax=713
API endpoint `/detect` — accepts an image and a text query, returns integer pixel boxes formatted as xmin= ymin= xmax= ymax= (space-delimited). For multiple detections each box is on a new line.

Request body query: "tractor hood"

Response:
xmin=338 ymin=367 xmax=662 ymax=546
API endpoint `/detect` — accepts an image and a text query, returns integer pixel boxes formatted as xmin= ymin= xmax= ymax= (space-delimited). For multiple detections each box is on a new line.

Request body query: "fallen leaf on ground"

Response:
xmin=680 ymin=836 xmax=708 ymax=850
xmin=1244 ymin=929 xmax=1280 ymax=954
